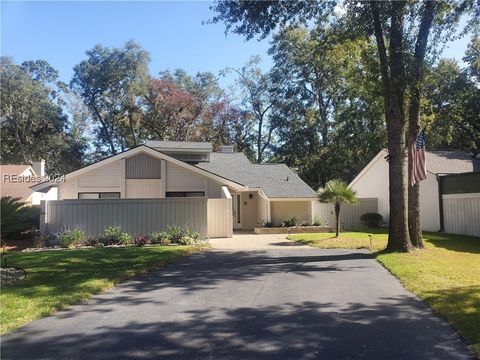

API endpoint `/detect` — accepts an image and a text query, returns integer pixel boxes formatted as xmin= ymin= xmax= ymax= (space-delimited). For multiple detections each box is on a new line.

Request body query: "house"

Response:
xmin=0 ymin=160 xmax=55 ymax=205
xmin=32 ymin=141 xmax=317 ymax=235
xmin=438 ymin=171 xmax=480 ymax=237
xmin=349 ymin=149 xmax=480 ymax=231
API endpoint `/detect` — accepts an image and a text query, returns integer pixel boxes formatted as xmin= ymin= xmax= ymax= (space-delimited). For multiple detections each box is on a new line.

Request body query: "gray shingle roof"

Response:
xmin=196 ymin=152 xmax=317 ymax=198
xmin=146 ymin=140 xmax=212 ymax=151
xmin=426 ymin=151 xmax=480 ymax=174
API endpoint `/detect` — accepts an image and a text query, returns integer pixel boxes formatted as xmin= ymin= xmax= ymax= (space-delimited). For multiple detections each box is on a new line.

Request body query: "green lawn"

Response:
xmin=289 ymin=229 xmax=480 ymax=357
xmin=0 ymin=245 xmax=207 ymax=334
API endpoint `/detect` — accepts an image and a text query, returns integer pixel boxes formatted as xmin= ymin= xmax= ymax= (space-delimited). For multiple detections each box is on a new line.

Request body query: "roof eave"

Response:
xmin=58 ymin=145 xmax=246 ymax=191
xmin=349 ymin=149 xmax=388 ymax=188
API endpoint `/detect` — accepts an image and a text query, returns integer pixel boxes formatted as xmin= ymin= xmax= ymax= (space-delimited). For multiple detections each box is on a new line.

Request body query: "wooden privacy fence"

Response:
xmin=442 ymin=193 xmax=480 ymax=237
xmin=312 ymin=198 xmax=378 ymax=229
xmin=207 ymin=186 xmax=233 ymax=238
xmin=41 ymin=198 xmax=210 ymax=238
xmin=207 ymin=199 xmax=232 ymax=238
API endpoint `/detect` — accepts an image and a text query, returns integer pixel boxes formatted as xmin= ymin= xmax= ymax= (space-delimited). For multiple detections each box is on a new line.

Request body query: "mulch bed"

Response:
xmin=1 ymin=238 xmax=37 ymax=252
xmin=254 ymin=226 xmax=334 ymax=234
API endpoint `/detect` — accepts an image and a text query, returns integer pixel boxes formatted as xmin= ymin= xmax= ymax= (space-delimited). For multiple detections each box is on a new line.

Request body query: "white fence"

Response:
xmin=41 ymin=198 xmax=211 ymax=238
xmin=207 ymin=199 xmax=232 ymax=238
xmin=312 ymin=198 xmax=378 ymax=229
xmin=442 ymin=193 xmax=480 ymax=237
xmin=207 ymin=186 xmax=233 ymax=238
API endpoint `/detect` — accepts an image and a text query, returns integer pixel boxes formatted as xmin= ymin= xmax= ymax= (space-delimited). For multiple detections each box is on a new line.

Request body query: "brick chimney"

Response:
xmin=32 ymin=159 xmax=45 ymax=176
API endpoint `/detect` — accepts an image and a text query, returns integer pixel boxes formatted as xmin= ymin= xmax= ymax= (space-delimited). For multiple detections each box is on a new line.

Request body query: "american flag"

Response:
xmin=411 ymin=129 xmax=427 ymax=186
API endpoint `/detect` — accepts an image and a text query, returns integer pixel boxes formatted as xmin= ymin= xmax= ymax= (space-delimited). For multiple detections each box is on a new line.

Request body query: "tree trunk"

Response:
xmin=8 ymin=117 xmax=28 ymax=163
xmin=128 ymin=111 xmax=138 ymax=147
xmin=407 ymin=1 xmax=434 ymax=249
xmin=334 ymin=202 xmax=340 ymax=237
xmin=257 ymin=115 xmax=263 ymax=163
xmin=91 ymin=103 xmax=117 ymax=155
xmin=408 ymin=110 xmax=423 ymax=248
xmin=387 ymin=126 xmax=411 ymax=252
xmin=370 ymin=1 xmax=412 ymax=252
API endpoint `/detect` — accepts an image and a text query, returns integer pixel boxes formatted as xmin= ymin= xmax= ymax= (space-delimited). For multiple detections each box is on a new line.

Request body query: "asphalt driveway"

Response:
xmin=1 ymin=247 xmax=473 ymax=360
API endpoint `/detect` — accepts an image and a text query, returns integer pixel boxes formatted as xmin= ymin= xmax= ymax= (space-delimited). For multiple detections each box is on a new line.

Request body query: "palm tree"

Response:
xmin=318 ymin=180 xmax=358 ymax=237
xmin=1 ymin=196 xmax=39 ymax=242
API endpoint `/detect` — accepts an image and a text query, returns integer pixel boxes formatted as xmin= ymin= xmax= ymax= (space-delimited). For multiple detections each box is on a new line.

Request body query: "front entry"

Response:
xmin=233 ymin=193 xmax=242 ymax=229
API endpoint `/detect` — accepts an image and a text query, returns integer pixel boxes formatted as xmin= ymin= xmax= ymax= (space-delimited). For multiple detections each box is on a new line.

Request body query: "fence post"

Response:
xmin=221 ymin=187 xmax=233 ymax=238
xmin=40 ymin=200 xmax=47 ymax=237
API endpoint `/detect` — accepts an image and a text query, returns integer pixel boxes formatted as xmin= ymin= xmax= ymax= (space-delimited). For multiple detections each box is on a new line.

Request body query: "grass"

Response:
xmin=0 ymin=244 xmax=207 ymax=334
xmin=290 ymin=227 xmax=389 ymax=251
xmin=289 ymin=229 xmax=480 ymax=357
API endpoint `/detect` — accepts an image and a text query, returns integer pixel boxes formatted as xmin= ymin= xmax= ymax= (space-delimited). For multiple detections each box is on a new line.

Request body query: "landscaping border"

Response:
xmin=254 ymin=226 xmax=334 ymax=234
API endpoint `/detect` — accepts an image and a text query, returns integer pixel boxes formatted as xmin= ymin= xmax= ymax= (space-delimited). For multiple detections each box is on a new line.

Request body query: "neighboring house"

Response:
xmin=438 ymin=171 xmax=480 ymax=237
xmin=32 ymin=141 xmax=317 ymax=231
xmin=349 ymin=149 xmax=480 ymax=231
xmin=0 ymin=160 xmax=55 ymax=205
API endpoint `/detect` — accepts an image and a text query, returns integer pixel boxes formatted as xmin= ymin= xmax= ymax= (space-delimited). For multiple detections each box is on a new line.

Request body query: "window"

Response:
xmin=165 ymin=192 xmax=205 ymax=198
xmin=168 ymin=153 xmax=209 ymax=163
xmin=236 ymin=194 xmax=241 ymax=223
xmin=100 ymin=192 xmax=121 ymax=199
xmin=78 ymin=192 xmax=121 ymax=199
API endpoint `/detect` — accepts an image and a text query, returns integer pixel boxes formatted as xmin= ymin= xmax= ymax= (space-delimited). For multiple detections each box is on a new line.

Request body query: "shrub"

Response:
xmin=57 ymin=228 xmax=87 ymax=248
xmin=1 ymin=197 xmax=40 ymax=240
xmin=166 ymin=225 xmax=184 ymax=243
xmin=149 ymin=231 xmax=170 ymax=245
xmin=22 ymin=206 xmax=40 ymax=229
xmin=42 ymin=233 xmax=61 ymax=248
xmin=155 ymin=226 xmax=202 ymax=245
xmin=133 ymin=234 xmax=151 ymax=247
xmin=85 ymin=236 xmax=103 ymax=247
xmin=184 ymin=228 xmax=201 ymax=242
xmin=281 ymin=217 xmax=298 ymax=227
xmin=313 ymin=217 xmax=322 ymax=226
xmin=98 ymin=226 xmax=132 ymax=246
xmin=360 ymin=213 xmax=383 ymax=227
xmin=177 ymin=235 xmax=195 ymax=245
xmin=259 ymin=220 xmax=274 ymax=228
xmin=299 ymin=220 xmax=311 ymax=226
xmin=43 ymin=228 xmax=86 ymax=248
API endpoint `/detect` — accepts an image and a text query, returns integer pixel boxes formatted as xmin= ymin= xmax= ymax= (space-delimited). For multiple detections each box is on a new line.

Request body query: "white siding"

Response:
xmin=45 ymin=187 xmax=58 ymax=201
xmin=443 ymin=193 xmax=480 ymax=237
xmin=419 ymin=173 xmax=440 ymax=231
xmin=31 ymin=191 xmax=43 ymax=205
xmin=350 ymin=155 xmax=390 ymax=222
xmin=166 ymin=162 xmax=206 ymax=192
xmin=125 ymin=153 xmax=162 ymax=179
xmin=125 ymin=179 xmax=162 ymax=198
xmin=270 ymin=201 xmax=311 ymax=226
xmin=57 ymin=158 xmax=225 ymax=200
xmin=240 ymin=192 xmax=258 ymax=229
xmin=78 ymin=160 xmax=122 ymax=188
xmin=58 ymin=180 xmax=76 ymax=200
xmin=257 ymin=195 xmax=270 ymax=223
xmin=207 ymin=179 xmax=223 ymax=198
xmin=351 ymin=153 xmax=440 ymax=231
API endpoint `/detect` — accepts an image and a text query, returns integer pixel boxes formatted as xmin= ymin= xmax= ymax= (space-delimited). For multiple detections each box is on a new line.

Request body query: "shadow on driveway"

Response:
xmin=1 ymin=249 xmax=473 ymax=360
